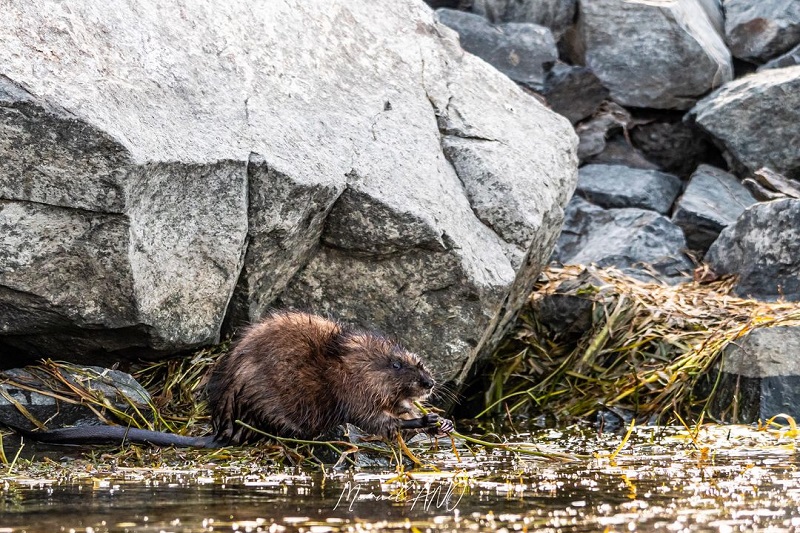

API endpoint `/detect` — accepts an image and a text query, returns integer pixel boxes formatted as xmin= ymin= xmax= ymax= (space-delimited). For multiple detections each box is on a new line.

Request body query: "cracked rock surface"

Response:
xmin=0 ymin=1 xmax=577 ymax=380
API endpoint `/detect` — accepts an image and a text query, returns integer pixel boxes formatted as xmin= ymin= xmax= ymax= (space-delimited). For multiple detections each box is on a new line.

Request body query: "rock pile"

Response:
xmin=435 ymin=0 xmax=800 ymax=421
xmin=436 ymin=0 xmax=799 ymax=289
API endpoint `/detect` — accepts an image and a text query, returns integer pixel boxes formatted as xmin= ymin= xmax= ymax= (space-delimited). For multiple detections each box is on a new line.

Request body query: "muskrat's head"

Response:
xmin=342 ymin=333 xmax=436 ymax=411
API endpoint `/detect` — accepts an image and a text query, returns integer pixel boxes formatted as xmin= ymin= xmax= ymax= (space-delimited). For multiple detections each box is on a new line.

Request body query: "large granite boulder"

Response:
xmin=0 ymin=1 xmax=577 ymax=382
xmin=706 ymin=199 xmax=800 ymax=301
xmin=671 ymin=165 xmax=757 ymax=251
xmin=553 ymin=196 xmax=694 ymax=283
xmin=723 ymin=0 xmax=800 ymax=62
xmin=687 ymin=66 xmax=800 ymax=176
xmin=435 ymin=8 xmax=558 ymax=90
xmin=575 ymin=0 xmax=732 ymax=109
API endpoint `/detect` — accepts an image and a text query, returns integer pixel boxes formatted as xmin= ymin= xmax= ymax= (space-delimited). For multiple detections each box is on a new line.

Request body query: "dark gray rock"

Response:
xmin=575 ymin=0 xmax=732 ymax=109
xmin=553 ymin=196 xmax=694 ymax=282
xmin=0 ymin=200 xmax=143 ymax=359
xmin=472 ymin=0 xmax=578 ymax=40
xmin=0 ymin=75 xmax=130 ymax=213
xmin=706 ymin=198 xmax=800 ymax=301
xmin=710 ymin=326 xmax=800 ymax=423
xmin=0 ymin=1 xmax=578 ymax=380
xmin=630 ymin=117 xmax=719 ymax=177
xmin=575 ymin=103 xmax=652 ymax=166
xmin=576 ymin=164 xmax=682 ymax=215
xmin=530 ymin=271 xmax=602 ymax=341
xmin=583 ymin=136 xmax=661 ymax=171
xmin=724 ymin=0 xmax=800 ymax=62
xmin=0 ymin=365 xmax=152 ymax=431
xmin=687 ymin=66 xmax=800 ymax=177
xmin=436 ymin=8 xmax=558 ymax=89
xmin=758 ymin=43 xmax=800 ymax=70
xmin=542 ymin=62 xmax=609 ymax=124
xmin=672 ymin=165 xmax=757 ymax=251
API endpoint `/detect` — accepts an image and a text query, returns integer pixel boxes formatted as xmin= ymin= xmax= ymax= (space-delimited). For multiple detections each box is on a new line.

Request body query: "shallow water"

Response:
xmin=2 ymin=425 xmax=800 ymax=532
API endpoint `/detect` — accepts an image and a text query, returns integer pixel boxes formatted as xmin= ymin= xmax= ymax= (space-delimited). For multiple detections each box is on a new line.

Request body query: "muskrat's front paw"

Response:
xmin=437 ymin=417 xmax=455 ymax=435
xmin=421 ymin=413 xmax=440 ymax=427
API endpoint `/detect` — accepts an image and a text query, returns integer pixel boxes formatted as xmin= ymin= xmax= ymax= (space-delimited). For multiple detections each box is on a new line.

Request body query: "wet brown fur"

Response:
xmin=206 ymin=311 xmax=438 ymax=444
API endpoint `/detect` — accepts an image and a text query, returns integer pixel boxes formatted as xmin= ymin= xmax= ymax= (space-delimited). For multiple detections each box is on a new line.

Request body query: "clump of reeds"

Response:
xmin=483 ymin=265 xmax=800 ymax=425
xmin=134 ymin=343 xmax=228 ymax=435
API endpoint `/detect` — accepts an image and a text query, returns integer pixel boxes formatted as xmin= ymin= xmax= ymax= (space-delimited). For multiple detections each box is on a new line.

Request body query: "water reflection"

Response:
xmin=2 ymin=425 xmax=800 ymax=532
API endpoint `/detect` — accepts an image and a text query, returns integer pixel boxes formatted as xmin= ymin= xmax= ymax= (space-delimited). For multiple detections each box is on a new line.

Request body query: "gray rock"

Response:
xmin=698 ymin=0 xmax=724 ymax=35
xmin=630 ymin=118 xmax=718 ymax=177
xmin=576 ymin=164 xmax=682 ymax=214
xmin=0 ymin=0 xmax=578 ymax=381
xmin=710 ymin=326 xmax=800 ymax=423
xmin=436 ymin=8 xmax=558 ymax=89
xmin=576 ymin=0 xmax=732 ymax=109
xmin=226 ymin=155 xmax=343 ymax=329
xmin=583 ymin=136 xmax=662 ymax=171
xmin=127 ymin=162 xmax=248 ymax=351
xmin=0 ymin=365 xmax=152 ymax=431
xmin=687 ymin=66 xmax=800 ymax=177
xmin=0 ymin=76 xmax=130 ymax=213
xmin=542 ymin=62 xmax=609 ymax=124
xmin=473 ymin=0 xmax=578 ymax=40
xmin=0 ymin=201 xmax=139 ymax=338
xmin=575 ymin=103 xmax=643 ymax=164
xmin=758 ymin=42 xmax=800 ymax=71
xmin=553 ymin=196 xmax=694 ymax=282
xmin=723 ymin=0 xmax=800 ymax=62
xmin=671 ymin=165 xmax=757 ymax=251
xmin=706 ymin=199 xmax=800 ymax=301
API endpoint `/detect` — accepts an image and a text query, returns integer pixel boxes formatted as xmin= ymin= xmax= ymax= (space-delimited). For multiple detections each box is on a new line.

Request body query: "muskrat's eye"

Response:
xmin=391 ymin=361 xmax=401 ymax=370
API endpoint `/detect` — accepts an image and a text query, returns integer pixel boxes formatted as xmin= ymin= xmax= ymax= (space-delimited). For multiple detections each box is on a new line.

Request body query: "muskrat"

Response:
xmin=6 ymin=311 xmax=452 ymax=448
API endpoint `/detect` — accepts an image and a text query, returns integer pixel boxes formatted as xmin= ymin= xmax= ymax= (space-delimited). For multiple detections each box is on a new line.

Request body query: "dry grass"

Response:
xmin=484 ymin=265 xmax=800 ymax=425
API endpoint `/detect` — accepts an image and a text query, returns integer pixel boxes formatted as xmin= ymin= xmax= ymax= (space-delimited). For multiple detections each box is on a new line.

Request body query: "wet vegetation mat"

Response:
xmin=483 ymin=265 xmax=800 ymax=426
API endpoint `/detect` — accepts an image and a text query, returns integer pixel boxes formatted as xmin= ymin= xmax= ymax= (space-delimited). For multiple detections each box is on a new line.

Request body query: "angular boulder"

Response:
xmin=553 ymin=196 xmax=694 ymax=282
xmin=542 ymin=62 xmax=609 ymax=124
xmin=724 ymin=0 xmax=800 ymax=62
xmin=630 ymin=117 xmax=719 ymax=177
xmin=576 ymin=0 xmax=732 ymax=109
xmin=435 ymin=8 xmax=558 ymax=90
xmin=687 ymin=66 xmax=800 ymax=176
xmin=576 ymin=164 xmax=682 ymax=215
xmin=758 ymin=43 xmax=800 ymax=71
xmin=671 ymin=165 xmax=757 ymax=251
xmin=0 ymin=1 xmax=577 ymax=381
xmin=706 ymin=199 xmax=800 ymax=301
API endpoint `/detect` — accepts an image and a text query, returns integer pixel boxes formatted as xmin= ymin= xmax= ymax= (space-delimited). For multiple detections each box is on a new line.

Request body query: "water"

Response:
xmin=2 ymin=424 xmax=800 ymax=532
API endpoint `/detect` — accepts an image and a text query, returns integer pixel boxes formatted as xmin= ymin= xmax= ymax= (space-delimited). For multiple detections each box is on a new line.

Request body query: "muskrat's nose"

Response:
xmin=420 ymin=376 xmax=435 ymax=390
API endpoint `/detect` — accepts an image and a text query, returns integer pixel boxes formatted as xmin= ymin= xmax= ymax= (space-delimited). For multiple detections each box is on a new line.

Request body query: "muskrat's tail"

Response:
xmin=3 ymin=424 xmax=219 ymax=448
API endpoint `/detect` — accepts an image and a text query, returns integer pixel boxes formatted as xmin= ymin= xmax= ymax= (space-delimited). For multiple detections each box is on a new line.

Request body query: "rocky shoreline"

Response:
xmin=0 ymin=1 xmax=799 ymax=426
xmin=435 ymin=0 xmax=800 ymax=420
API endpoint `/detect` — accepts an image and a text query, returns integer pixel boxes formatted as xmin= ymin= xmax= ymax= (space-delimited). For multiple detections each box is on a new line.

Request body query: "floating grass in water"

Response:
xmin=484 ymin=265 xmax=800 ymax=425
